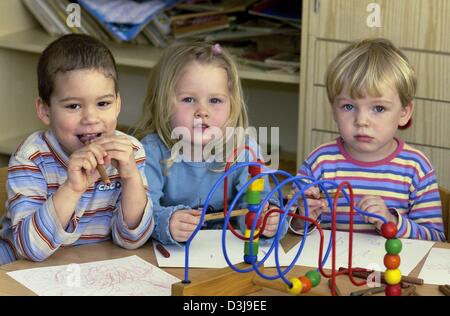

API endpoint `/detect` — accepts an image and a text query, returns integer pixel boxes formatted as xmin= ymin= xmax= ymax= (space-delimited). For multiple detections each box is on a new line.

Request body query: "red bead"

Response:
xmin=248 ymin=165 xmax=261 ymax=176
xmin=381 ymin=222 xmax=397 ymax=239
xmin=385 ymin=284 xmax=402 ymax=296
xmin=384 ymin=254 xmax=401 ymax=269
xmin=299 ymin=276 xmax=312 ymax=293
xmin=245 ymin=212 xmax=262 ymax=228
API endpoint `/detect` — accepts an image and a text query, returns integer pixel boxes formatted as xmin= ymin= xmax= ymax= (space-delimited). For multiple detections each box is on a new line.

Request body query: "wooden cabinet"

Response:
xmin=299 ymin=0 xmax=450 ymax=188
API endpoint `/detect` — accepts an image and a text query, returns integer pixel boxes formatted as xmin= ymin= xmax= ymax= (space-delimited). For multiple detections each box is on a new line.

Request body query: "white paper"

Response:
xmin=7 ymin=255 xmax=180 ymax=296
xmin=153 ymin=230 xmax=287 ymax=268
xmin=418 ymin=248 xmax=450 ymax=285
xmin=283 ymin=230 xmax=435 ymax=275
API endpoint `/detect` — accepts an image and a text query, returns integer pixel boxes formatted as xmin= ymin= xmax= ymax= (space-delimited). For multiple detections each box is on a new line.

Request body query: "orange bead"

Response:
xmin=299 ymin=276 xmax=312 ymax=293
xmin=384 ymin=254 xmax=401 ymax=269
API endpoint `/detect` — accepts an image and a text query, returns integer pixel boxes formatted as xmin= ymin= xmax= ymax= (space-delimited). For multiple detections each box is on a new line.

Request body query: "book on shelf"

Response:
xmin=22 ymin=0 xmax=70 ymax=36
xmin=264 ymin=52 xmax=300 ymax=68
xmin=78 ymin=0 xmax=182 ymax=42
xmin=249 ymin=0 xmax=301 ymax=25
xmin=172 ymin=13 xmax=230 ymax=39
xmin=175 ymin=0 xmax=257 ymax=13
xmin=237 ymin=49 xmax=299 ymax=73
xmin=141 ymin=21 xmax=171 ymax=47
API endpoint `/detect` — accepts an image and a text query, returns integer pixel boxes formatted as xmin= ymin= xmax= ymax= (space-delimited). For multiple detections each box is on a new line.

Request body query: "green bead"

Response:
xmin=244 ymin=241 xmax=259 ymax=256
xmin=385 ymin=238 xmax=402 ymax=255
xmin=305 ymin=270 xmax=321 ymax=287
xmin=246 ymin=190 xmax=261 ymax=204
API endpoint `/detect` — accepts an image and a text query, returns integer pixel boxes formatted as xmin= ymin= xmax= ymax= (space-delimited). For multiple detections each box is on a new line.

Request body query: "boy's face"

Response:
xmin=170 ymin=61 xmax=231 ymax=147
xmin=331 ymin=84 xmax=413 ymax=162
xmin=36 ymin=69 xmax=121 ymax=155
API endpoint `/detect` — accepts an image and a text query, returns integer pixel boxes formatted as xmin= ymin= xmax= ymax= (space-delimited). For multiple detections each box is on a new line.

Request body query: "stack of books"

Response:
xmin=22 ymin=0 xmax=301 ymax=73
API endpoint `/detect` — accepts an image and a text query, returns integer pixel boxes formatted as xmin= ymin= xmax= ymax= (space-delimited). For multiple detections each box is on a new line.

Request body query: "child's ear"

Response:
xmin=35 ymin=97 xmax=51 ymax=126
xmin=399 ymin=101 xmax=414 ymax=127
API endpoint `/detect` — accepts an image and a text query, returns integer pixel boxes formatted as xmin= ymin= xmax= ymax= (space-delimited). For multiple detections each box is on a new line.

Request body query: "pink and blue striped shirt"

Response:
xmin=295 ymin=137 xmax=444 ymax=241
xmin=0 ymin=130 xmax=154 ymax=265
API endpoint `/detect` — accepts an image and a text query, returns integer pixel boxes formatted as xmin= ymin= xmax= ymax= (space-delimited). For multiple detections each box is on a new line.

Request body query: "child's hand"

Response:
xmin=289 ymin=187 xmax=326 ymax=230
xmin=261 ymin=203 xmax=280 ymax=238
xmin=66 ymin=142 xmax=108 ymax=193
xmin=91 ymin=136 xmax=139 ymax=181
xmin=357 ymin=196 xmax=398 ymax=230
xmin=169 ymin=209 xmax=202 ymax=242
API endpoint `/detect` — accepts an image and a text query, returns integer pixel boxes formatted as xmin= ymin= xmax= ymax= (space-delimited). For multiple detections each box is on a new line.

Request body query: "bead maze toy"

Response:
xmin=171 ymin=147 xmax=403 ymax=296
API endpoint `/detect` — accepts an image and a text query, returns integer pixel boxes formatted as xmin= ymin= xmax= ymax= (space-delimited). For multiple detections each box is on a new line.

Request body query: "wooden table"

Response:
xmin=0 ymin=233 xmax=447 ymax=296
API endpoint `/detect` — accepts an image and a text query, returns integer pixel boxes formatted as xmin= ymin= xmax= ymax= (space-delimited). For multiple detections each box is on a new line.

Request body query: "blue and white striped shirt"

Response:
xmin=0 ymin=130 xmax=154 ymax=265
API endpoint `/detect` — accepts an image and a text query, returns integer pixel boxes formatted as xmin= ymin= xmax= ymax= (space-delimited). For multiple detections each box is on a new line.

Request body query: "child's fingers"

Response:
xmin=71 ymin=152 xmax=97 ymax=172
xmin=83 ymin=143 xmax=107 ymax=165
xmin=358 ymin=196 xmax=384 ymax=213
xmin=304 ymin=187 xmax=320 ymax=199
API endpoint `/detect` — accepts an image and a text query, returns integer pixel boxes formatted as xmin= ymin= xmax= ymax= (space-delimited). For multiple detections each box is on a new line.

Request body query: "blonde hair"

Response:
xmin=325 ymin=38 xmax=416 ymax=108
xmin=134 ymin=41 xmax=249 ymax=168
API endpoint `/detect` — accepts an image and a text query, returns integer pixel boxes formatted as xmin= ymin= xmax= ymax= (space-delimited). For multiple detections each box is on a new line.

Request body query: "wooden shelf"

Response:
xmin=0 ymin=28 xmax=299 ymax=85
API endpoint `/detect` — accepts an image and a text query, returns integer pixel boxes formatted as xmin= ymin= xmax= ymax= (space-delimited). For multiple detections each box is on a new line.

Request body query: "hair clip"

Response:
xmin=212 ymin=43 xmax=222 ymax=56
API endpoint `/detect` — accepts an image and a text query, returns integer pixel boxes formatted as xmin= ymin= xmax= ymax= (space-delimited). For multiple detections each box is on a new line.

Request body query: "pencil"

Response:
xmin=97 ymin=164 xmax=110 ymax=184
xmin=286 ymin=191 xmax=344 ymax=201
xmin=204 ymin=209 xmax=249 ymax=222
xmin=438 ymin=284 xmax=450 ymax=296
xmin=155 ymin=243 xmax=170 ymax=258
xmin=401 ymin=285 xmax=416 ymax=296
xmin=338 ymin=267 xmax=424 ymax=286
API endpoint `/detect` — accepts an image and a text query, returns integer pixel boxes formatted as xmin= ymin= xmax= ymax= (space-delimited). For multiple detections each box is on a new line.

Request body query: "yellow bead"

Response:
xmin=244 ymin=228 xmax=260 ymax=242
xmin=249 ymin=178 xmax=264 ymax=191
xmin=288 ymin=277 xmax=303 ymax=295
xmin=384 ymin=269 xmax=402 ymax=285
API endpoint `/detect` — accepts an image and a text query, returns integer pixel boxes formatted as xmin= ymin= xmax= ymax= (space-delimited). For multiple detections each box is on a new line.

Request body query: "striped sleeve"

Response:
xmin=111 ymin=139 xmax=154 ymax=249
xmin=395 ymin=169 xmax=445 ymax=241
xmin=7 ymin=156 xmax=76 ymax=261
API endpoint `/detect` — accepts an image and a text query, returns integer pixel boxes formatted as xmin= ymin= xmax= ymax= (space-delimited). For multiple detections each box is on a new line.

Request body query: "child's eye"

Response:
xmin=210 ymin=98 xmax=222 ymax=104
xmin=65 ymin=104 xmax=80 ymax=110
xmin=182 ymin=97 xmax=194 ymax=103
xmin=342 ymin=103 xmax=354 ymax=111
xmin=98 ymin=101 xmax=111 ymax=107
xmin=374 ymin=105 xmax=385 ymax=113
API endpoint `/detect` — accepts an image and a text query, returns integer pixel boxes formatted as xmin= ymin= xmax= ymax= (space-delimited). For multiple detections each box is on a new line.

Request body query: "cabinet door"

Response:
xmin=317 ymin=0 xmax=450 ymax=52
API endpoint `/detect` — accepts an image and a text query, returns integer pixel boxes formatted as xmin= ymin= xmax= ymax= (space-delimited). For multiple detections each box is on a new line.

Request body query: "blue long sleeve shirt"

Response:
xmin=141 ymin=133 xmax=288 ymax=246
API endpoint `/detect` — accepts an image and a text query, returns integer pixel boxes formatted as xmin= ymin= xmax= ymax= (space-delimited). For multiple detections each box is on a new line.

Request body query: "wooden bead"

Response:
xmin=246 ymin=190 xmax=261 ymax=205
xmin=305 ymin=270 xmax=321 ymax=287
xmin=288 ymin=277 xmax=303 ymax=295
xmin=385 ymin=284 xmax=402 ymax=296
xmin=244 ymin=241 xmax=259 ymax=256
xmin=385 ymin=238 xmax=402 ymax=255
xmin=244 ymin=228 xmax=260 ymax=241
xmin=248 ymin=164 xmax=261 ymax=177
xmin=381 ymin=222 xmax=398 ymax=239
xmin=245 ymin=212 xmax=262 ymax=229
xmin=249 ymin=178 xmax=264 ymax=191
xmin=244 ymin=254 xmax=257 ymax=264
xmin=384 ymin=269 xmax=402 ymax=285
xmin=384 ymin=254 xmax=401 ymax=269
xmin=299 ymin=276 xmax=312 ymax=293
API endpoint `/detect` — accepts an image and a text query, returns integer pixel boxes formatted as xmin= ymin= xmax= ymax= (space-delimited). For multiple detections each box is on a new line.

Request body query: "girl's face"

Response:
xmin=36 ymin=69 xmax=120 ymax=155
xmin=170 ymin=61 xmax=231 ymax=147
xmin=332 ymin=84 xmax=413 ymax=162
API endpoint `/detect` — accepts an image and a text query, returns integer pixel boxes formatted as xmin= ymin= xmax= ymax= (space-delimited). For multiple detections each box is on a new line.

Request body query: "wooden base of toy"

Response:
xmin=172 ymin=262 xmax=264 ymax=296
